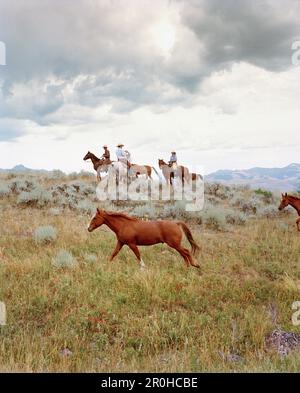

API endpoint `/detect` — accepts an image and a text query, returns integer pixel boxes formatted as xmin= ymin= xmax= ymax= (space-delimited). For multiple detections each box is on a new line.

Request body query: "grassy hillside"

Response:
xmin=0 ymin=171 xmax=300 ymax=372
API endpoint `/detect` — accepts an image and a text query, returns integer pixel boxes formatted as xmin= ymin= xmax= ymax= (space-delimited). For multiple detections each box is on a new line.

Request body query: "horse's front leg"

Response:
xmin=128 ymin=243 xmax=146 ymax=269
xmin=109 ymin=240 xmax=123 ymax=261
xmin=296 ymin=217 xmax=300 ymax=231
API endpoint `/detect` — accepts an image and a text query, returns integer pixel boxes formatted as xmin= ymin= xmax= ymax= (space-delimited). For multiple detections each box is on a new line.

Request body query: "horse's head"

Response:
xmin=158 ymin=159 xmax=165 ymax=168
xmin=88 ymin=208 xmax=105 ymax=232
xmin=83 ymin=151 xmax=91 ymax=161
xmin=278 ymin=193 xmax=289 ymax=211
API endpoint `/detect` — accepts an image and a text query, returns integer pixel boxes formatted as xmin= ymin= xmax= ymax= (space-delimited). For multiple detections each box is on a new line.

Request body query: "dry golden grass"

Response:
xmin=1 ymin=200 xmax=300 ymax=372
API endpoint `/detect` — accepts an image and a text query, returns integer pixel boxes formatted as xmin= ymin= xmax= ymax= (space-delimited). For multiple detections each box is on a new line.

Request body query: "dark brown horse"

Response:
xmin=83 ymin=151 xmax=114 ymax=181
xmin=88 ymin=209 xmax=200 ymax=268
xmin=278 ymin=193 xmax=300 ymax=231
xmin=158 ymin=159 xmax=190 ymax=186
xmin=83 ymin=151 xmax=104 ymax=180
xmin=83 ymin=151 xmax=103 ymax=170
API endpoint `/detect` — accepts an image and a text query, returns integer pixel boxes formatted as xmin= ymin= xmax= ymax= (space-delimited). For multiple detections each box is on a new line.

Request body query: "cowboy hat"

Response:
xmin=171 ymin=150 xmax=176 ymax=153
xmin=103 ymin=144 xmax=108 ymax=148
xmin=117 ymin=143 xmax=124 ymax=147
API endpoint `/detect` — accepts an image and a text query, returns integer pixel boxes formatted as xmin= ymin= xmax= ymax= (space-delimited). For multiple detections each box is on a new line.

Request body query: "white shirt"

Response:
xmin=116 ymin=147 xmax=126 ymax=159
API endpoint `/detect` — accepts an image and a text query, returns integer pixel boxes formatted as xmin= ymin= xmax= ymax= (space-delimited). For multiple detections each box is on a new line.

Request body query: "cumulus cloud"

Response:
xmin=0 ymin=0 xmax=299 ymax=175
xmin=0 ymin=0 xmax=299 ymax=131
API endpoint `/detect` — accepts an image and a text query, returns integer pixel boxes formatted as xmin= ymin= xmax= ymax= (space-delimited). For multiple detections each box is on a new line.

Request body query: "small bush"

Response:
xmin=254 ymin=188 xmax=273 ymax=199
xmin=257 ymin=205 xmax=279 ymax=218
xmin=33 ymin=226 xmax=57 ymax=244
xmin=202 ymin=205 xmax=227 ymax=231
xmin=47 ymin=170 xmax=66 ymax=180
xmin=131 ymin=204 xmax=158 ymax=219
xmin=226 ymin=211 xmax=247 ymax=225
xmin=9 ymin=178 xmax=37 ymax=194
xmin=76 ymin=200 xmax=96 ymax=215
xmin=49 ymin=207 xmax=61 ymax=216
xmin=240 ymin=196 xmax=263 ymax=214
xmin=17 ymin=187 xmax=52 ymax=207
xmin=84 ymin=254 xmax=97 ymax=263
xmin=0 ymin=183 xmax=10 ymax=197
xmin=52 ymin=250 xmax=76 ymax=268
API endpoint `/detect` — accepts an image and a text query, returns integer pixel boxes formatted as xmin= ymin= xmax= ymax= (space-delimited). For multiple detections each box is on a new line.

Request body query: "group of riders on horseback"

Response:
xmin=99 ymin=143 xmax=178 ymax=170
xmin=84 ymin=143 xmax=201 ymax=184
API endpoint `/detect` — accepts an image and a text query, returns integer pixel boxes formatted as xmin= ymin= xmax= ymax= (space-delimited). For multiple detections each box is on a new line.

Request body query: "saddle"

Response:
xmin=168 ymin=162 xmax=178 ymax=170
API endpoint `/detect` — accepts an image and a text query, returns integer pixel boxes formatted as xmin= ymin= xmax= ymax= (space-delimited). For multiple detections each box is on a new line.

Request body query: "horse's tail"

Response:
xmin=177 ymin=221 xmax=200 ymax=256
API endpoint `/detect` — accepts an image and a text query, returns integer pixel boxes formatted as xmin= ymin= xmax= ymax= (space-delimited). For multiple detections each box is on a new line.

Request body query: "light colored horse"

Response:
xmin=158 ymin=159 xmax=190 ymax=186
xmin=128 ymin=164 xmax=157 ymax=179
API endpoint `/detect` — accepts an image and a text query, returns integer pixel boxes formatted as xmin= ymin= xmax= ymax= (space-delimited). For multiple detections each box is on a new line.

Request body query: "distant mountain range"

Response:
xmin=206 ymin=163 xmax=300 ymax=191
xmin=0 ymin=164 xmax=47 ymax=173
xmin=1 ymin=163 xmax=300 ymax=191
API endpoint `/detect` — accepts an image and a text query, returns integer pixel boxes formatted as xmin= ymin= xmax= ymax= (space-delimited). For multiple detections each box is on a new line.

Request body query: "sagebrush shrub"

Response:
xmin=33 ymin=225 xmax=57 ymax=244
xmin=52 ymin=250 xmax=76 ymax=268
xmin=257 ymin=205 xmax=279 ymax=218
xmin=47 ymin=170 xmax=66 ymax=180
xmin=240 ymin=196 xmax=263 ymax=214
xmin=76 ymin=200 xmax=96 ymax=214
xmin=131 ymin=204 xmax=158 ymax=219
xmin=49 ymin=207 xmax=61 ymax=216
xmin=9 ymin=178 xmax=36 ymax=194
xmin=17 ymin=187 xmax=52 ymax=207
xmin=226 ymin=211 xmax=247 ymax=225
xmin=84 ymin=254 xmax=97 ymax=263
xmin=0 ymin=183 xmax=10 ymax=197
xmin=202 ymin=205 xmax=227 ymax=231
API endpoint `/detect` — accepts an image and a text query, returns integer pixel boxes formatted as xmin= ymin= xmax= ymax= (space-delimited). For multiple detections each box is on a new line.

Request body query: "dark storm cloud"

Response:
xmin=0 ymin=0 xmax=299 ymax=140
xmin=181 ymin=0 xmax=300 ymax=72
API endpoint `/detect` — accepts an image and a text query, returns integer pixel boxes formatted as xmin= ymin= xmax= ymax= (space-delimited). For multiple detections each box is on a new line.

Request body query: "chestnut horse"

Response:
xmin=88 ymin=209 xmax=200 ymax=268
xmin=278 ymin=193 xmax=300 ymax=231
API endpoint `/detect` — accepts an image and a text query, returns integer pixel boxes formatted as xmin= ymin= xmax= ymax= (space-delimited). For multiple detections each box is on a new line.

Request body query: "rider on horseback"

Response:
xmin=169 ymin=151 xmax=178 ymax=170
xmin=101 ymin=145 xmax=111 ymax=165
xmin=116 ymin=143 xmax=131 ymax=165
xmin=116 ymin=143 xmax=132 ymax=176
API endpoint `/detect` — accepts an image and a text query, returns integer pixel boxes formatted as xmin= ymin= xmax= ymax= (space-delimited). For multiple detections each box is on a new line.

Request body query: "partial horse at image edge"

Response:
xmin=278 ymin=193 xmax=300 ymax=231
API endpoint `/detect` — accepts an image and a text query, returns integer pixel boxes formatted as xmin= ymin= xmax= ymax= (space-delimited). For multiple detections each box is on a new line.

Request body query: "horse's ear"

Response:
xmin=97 ymin=208 xmax=100 ymax=214
xmin=285 ymin=193 xmax=288 ymax=197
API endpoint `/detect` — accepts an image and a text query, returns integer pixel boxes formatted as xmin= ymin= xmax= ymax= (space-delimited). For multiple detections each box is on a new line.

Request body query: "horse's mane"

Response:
xmin=105 ymin=211 xmax=138 ymax=221
xmin=159 ymin=159 xmax=167 ymax=165
xmin=288 ymin=194 xmax=300 ymax=201
xmin=89 ymin=151 xmax=101 ymax=160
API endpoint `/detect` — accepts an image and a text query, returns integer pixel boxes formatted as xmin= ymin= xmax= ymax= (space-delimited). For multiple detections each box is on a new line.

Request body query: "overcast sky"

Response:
xmin=0 ymin=0 xmax=299 ymax=174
